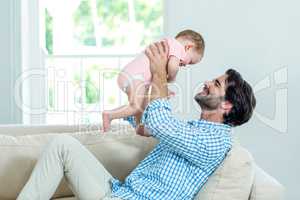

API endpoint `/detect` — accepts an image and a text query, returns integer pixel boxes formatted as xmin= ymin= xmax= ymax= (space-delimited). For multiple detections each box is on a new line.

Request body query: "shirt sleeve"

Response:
xmin=141 ymin=99 xmax=224 ymax=166
xmin=123 ymin=116 xmax=137 ymax=128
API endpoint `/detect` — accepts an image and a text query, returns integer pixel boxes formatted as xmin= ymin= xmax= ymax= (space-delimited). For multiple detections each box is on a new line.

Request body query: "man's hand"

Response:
xmin=145 ymin=41 xmax=169 ymax=77
xmin=145 ymin=41 xmax=169 ymax=100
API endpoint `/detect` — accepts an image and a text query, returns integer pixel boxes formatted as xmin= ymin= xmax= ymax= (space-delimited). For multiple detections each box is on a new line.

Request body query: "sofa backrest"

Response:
xmin=0 ymin=124 xmax=103 ymax=136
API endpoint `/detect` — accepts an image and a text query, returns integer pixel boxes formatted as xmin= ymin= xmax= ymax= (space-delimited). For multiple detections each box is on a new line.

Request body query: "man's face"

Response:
xmin=194 ymin=74 xmax=228 ymax=111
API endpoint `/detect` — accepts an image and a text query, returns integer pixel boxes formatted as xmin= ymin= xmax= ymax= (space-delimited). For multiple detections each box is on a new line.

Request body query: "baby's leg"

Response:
xmin=102 ymin=80 xmax=146 ymax=132
xmin=134 ymin=86 xmax=150 ymax=126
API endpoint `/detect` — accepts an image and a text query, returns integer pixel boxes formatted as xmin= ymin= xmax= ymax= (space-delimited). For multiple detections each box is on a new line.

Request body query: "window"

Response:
xmin=42 ymin=0 xmax=163 ymax=124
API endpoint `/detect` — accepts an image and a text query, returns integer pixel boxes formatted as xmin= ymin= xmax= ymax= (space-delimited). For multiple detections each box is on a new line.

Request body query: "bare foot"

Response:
xmin=102 ymin=111 xmax=112 ymax=132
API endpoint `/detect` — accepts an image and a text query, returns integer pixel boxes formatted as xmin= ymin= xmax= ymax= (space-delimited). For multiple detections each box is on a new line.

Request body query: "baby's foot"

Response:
xmin=102 ymin=111 xmax=112 ymax=132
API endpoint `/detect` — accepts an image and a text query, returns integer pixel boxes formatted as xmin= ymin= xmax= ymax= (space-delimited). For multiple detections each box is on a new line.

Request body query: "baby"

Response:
xmin=102 ymin=29 xmax=205 ymax=132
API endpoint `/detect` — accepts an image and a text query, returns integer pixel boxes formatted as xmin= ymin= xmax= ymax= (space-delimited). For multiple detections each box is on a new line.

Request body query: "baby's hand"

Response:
xmin=168 ymin=89 xmax=176 ymax=99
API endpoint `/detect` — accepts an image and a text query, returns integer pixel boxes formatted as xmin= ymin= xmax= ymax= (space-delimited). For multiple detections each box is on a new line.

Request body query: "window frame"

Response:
xmin=22 ymin=0 xmax=166 ymax=124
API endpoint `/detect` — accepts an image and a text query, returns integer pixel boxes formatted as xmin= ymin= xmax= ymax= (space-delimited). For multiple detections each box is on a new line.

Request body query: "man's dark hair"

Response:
xmin=224 ymin=69 xmax=256 ymax=127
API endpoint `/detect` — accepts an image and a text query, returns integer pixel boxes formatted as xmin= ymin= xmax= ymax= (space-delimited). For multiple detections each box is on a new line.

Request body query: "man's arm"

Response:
xmin=145 ymin=41 xmax=169 ymax=101
xmin=139 ymin=42 xmax=224 ymax=166
xmin=135 ymin=41 xmax=169 ymax=137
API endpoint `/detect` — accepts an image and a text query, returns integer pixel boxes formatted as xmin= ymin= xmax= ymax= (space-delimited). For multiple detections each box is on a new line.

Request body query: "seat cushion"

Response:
xmin=195 ymin=142 xmax=255 ymax=200
xmin=0 ymin=124 xmax=157 ymax=200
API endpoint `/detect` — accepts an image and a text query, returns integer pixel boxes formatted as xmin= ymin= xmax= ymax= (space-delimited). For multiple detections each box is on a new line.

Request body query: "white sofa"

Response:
xmin=0 ymin=124 xmax=285 ymax=200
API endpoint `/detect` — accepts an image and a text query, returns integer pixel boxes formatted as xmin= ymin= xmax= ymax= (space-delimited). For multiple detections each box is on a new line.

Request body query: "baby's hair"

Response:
xmin=175 ymin=29 xmax=205 ymax=54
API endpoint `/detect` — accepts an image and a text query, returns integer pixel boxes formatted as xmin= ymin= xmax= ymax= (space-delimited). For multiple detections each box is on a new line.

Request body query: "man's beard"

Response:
xmin=194 ymin=93 xmax=224 ymax=111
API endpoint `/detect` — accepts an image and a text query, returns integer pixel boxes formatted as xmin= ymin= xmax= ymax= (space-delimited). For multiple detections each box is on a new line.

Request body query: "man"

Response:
xmin=17 ymin=41 xmax=256 ymax=200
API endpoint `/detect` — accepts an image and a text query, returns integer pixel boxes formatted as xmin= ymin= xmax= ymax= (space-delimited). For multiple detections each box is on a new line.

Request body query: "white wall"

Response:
xmin=0 ymin=0 xmax=22 ymax=124
xmin=165 ymin=0 xmax=299 ymax=199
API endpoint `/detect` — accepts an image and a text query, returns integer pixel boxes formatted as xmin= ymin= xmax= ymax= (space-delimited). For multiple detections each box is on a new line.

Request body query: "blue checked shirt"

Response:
xmin=111 ymin=99 xmax=232 ymax=200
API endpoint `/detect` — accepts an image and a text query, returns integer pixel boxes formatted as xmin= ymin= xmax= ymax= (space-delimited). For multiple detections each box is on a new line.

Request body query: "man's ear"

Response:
xmin=221 ymin=101 xmax=233 ymax=115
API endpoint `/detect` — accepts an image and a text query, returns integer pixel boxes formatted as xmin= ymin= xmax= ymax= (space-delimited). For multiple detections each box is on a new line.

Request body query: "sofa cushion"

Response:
xmin=195 ymin=141 xmax=255 ymax=200
xmin=249 ymin=165 xmax=285 ymax=200
xmin=0 ymin=124 xmax=157 ymax=200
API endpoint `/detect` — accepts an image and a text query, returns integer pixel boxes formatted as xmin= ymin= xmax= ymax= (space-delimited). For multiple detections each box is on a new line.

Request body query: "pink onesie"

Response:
xmin=117 ymin=37 xmax=187 ymax=92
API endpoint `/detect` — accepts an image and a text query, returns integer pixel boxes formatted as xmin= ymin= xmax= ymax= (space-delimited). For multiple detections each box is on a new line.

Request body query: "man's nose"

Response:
xmin=204 ymin=81 xmax=212 ymax=87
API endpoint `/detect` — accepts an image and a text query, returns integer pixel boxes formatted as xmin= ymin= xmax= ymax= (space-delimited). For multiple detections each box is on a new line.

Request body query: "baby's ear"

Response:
xmin=185 ymin=44 xmax=194 ymax=51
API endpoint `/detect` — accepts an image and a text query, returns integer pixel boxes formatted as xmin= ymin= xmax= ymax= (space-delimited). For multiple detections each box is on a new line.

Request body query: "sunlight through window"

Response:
xmin=42 ymin=0 xmax=163 ymax=124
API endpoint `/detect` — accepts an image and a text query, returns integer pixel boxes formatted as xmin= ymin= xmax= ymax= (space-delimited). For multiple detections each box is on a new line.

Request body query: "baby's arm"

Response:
xmin=167 ymin=56 xmax=180 ymax=82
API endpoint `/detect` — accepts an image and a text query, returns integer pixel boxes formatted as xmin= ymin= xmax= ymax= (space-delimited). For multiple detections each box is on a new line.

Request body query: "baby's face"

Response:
xmin=180 ymin=50 xmax=203 ymax=67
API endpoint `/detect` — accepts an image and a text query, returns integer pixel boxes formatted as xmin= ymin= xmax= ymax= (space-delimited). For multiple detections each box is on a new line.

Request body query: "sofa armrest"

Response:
xmin=249 ymin=165 xmax=285 ymax=200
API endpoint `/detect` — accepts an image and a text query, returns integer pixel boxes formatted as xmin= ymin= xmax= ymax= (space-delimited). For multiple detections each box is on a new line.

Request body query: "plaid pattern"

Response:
xmin=111 ymin=99 xmax=232 ymax=200
xmin=123 ymin=116 xmax=137 ymax=128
